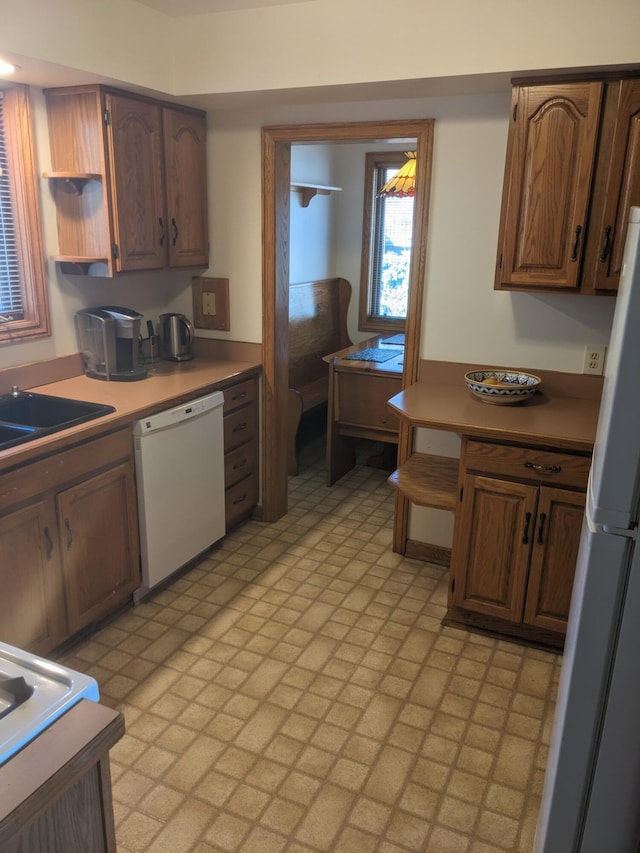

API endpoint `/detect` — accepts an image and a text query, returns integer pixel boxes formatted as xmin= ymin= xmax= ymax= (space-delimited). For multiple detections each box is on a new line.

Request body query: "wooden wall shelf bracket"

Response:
xmin=43 ymin=172 xmax=102 ymax=194
xmin=290 ymin=182 xmax=342 ymax=208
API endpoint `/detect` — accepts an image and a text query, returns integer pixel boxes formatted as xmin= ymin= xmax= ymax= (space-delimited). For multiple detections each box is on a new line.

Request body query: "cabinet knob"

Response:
xmin=537 ymin=512 xmax=547 ymax=545
xmin=600 ymin=225 xmax=612 ymax=263
xmin=570 ymin=225 xmax=583 ymax=262
xmin=43 ymin=526 xmax=54 ymax=560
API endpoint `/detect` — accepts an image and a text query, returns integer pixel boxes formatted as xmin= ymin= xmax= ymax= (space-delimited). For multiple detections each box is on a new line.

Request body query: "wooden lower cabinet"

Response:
xmin=448 ymin=439 xmax=590 ymax=647
xmin=58 ymin=462 xmax=140 ymax=636
xmin=0 ymin=497 xmax=66 ymax=655
xmin=0 ymin=429 xmax=140 ymax=654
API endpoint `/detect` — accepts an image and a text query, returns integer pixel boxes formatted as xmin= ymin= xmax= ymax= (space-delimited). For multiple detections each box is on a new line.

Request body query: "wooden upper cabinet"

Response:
xmin=163 ymin=108 xmax=209 ymax=268
xmin=106 ymin=94 xmax=166 ymax=272
xmin=496 ymin=82 xmax=603 ymax=292
xmin=44 ymin=85 xmax=209 ymax=276
xmin=495 ymin=76 xmax=640 ymax=295
xmin=581 ymin=79 xmax=640 ymax=294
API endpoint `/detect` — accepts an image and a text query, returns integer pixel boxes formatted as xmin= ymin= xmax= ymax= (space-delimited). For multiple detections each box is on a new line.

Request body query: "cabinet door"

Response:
xmin=451 ymin=474 xmax=537 ymax=622
xmin=58 ymin=462 xmax=140 ymax=635
xmin=496 ymin=82 xmax=603 ymax=291
xmin=0 ymin=499 xmax=66 ymax=655
xmin=582 ymin=79 xmax=640 ymax=293
xmin=163 ymin=108 xmax=209 ymax=268
xmin=524 ymin=486 xmax=585 ymax=634
xmin=106 ymin=94 xmax=166 ymax=271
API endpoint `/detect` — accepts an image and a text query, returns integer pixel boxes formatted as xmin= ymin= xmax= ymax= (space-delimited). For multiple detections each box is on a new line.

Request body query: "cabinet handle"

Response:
xmin=233 ymin=458 xmax=248 ymax=471
xmin=232 ymin=391 xmax=248 ymax=401
xmin=537 ymin=512 xmax=547 ymax=545
xmin=600 ymin=225 xmax=612 ymax=263
xmin=64 ymin=519 xmax=73 ymax=549
xmin=233 ymin=493 xmax=247 ymax=505
xmin=524 ymin=461 xmax=562 ymax=474
xmin=570 ymin=225 xmax=583 ymax=262
xmin=43 ymin=526 xmax=53 ymax=560
xmin=159 ymin=217 xmax=166 ymax=247
xmin=233 ymin=422 xmax=248 ymax=433
xmin=522 ymin=511 xmax=532 ymax=544
xmin=171 ymin=218 xmax=179 ymax=246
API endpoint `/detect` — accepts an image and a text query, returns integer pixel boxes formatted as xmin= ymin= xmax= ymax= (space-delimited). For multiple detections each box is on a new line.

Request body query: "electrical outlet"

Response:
xmin=583 ymin=345 xmax=607 ymax=375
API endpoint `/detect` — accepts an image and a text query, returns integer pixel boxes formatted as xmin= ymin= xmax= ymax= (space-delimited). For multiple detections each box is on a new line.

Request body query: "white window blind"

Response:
xmin=0 ymin=92 xmax=23 ymax=318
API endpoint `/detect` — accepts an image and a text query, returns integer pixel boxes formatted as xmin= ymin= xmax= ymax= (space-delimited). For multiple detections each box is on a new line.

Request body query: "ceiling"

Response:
xmin=135 ymin=0 xmax=314 ymax=16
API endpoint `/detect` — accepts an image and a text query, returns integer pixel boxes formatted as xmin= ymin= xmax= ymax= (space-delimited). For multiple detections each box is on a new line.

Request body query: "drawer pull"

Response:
xmin=233 ymin=422 xmax=248 ymax=433
xmin=233 ymin=458 xmax=248 ymax=471
xmin=524 ymin=461 xmax=562 ymax=474
xmin=233 ymin=493 xmax=247 ymax=505
xmin=231 ymin=391 xmax=248 ymax=401
xmin=537 ymin=512 xmax=547 ymax=545
xmin=522 ymin=511 xmax=532 ymax=544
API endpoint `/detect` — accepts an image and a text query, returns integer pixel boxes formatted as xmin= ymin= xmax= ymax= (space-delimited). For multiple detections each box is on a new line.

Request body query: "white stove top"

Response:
xmin=0 ymin=641 xmax=99 ymax=766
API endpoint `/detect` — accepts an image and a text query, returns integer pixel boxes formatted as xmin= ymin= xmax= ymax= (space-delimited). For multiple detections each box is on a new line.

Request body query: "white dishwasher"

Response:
xmin=133 ymin=391 xmax=225 ymax=599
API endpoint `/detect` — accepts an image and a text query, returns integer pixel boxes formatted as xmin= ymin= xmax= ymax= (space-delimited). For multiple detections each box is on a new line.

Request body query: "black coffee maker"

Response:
xmin=76 ymin=306 xmax=148 ymax=381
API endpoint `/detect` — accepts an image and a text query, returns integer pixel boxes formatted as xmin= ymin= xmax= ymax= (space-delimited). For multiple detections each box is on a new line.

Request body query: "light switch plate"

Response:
xmin=192 ymin=277 xmax=230 ymax=331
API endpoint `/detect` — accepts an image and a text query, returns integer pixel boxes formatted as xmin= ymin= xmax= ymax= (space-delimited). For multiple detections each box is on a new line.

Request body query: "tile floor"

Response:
xmin=60 ymin=436 xmax=562 ymax=853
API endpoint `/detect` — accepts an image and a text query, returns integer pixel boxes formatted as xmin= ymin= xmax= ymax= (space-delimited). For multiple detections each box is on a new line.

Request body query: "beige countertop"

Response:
xmin=388 ymin=371 xmax=601 ymax=454
xmin=0 ymin=356 xmax=261 ymax=473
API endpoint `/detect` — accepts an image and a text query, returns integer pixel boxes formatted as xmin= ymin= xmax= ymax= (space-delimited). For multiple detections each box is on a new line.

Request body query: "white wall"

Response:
xmin=289 ymin=145 xmax=336 ymax=284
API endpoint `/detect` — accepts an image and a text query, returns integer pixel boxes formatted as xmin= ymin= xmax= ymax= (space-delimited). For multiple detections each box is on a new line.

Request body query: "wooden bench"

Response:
xmin=287 ymin=277 xmax=352 ymax=476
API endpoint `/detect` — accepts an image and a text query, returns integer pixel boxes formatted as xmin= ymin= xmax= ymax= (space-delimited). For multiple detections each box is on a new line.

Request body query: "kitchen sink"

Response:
xmin=0 ymin=391 xmax=116 ymax=451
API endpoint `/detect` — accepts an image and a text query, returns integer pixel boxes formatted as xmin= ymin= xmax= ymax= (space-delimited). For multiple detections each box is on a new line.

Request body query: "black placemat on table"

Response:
xmin=343 ymin=347 xmax=403 ymax=363
xmin=380 ymin=334 xmax=405 ymax=346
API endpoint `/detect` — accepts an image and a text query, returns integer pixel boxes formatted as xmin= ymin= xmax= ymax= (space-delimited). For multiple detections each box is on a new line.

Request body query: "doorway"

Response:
xmin=261 ymin=120 xmax=434 ymax=524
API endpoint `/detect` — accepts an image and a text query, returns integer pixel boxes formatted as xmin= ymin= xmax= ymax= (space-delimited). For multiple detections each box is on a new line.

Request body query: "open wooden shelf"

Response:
xmin=290 ymin=182 xmax=342 ymax=207
xmin=43 ymin=172 xmax=102 ymax=194
xmin=388 ymin=452 xmax=459 ymax=512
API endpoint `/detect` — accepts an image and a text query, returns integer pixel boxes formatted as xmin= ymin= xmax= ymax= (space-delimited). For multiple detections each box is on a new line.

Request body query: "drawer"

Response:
xmin=224 ymin=405 xmax=258 ymax=452
xmin=225 ymin=441 xmax=258 ymax=490
xmin=335 ymin=373 xmax=401 ymax=431
xmin=225 ymin=473 xmax=258 ymax=530
xmin=223 ymin=376 xmax=258 ymax=415
xmin=464 ymin=440 xmax=591 ymax=490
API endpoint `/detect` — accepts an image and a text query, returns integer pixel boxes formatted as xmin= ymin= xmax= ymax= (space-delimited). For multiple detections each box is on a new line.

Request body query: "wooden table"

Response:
xmin=323 ymin=335 xmax=404 ymax=485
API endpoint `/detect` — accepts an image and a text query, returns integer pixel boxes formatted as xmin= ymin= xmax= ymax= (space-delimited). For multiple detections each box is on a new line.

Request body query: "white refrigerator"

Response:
xmin=535 ymin=206 xmax=640 ymax=852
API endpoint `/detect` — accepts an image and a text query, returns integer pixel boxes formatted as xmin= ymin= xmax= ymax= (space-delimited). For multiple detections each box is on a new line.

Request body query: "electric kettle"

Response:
xmin=160 ymin=313 xmax=194 ymax=361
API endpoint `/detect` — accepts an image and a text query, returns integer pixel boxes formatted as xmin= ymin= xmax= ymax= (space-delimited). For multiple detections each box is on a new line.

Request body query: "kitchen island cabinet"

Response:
xmin=44 ymin=85 xmax=208 ymax=276
xmin=449 ymin=439 xmax=589 ymax=647
xmin=495 ymin=76 xmax=640 ymax=295
xmin=0 ymin=429 xmax=139 ymax=655
xmin=387 ymin=363 xmax=600 ymax=648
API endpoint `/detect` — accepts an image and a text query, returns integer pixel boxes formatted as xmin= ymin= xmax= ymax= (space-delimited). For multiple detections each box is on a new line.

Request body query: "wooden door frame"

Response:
xmin=261 ymin=119 xmax=434 ymax=531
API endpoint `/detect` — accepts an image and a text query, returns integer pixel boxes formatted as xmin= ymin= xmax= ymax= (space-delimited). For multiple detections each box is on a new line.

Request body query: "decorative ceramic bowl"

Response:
xmin=464 ymin=369 xmax=542 ymax=405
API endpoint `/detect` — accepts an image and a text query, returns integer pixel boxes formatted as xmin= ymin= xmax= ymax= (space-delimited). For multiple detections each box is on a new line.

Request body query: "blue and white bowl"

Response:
xmin=464 ymin=369 xmax=541 ymax=405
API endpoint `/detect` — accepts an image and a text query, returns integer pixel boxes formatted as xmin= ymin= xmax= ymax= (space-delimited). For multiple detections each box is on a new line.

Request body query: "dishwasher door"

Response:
xmin=133 ymin=391 xmax=225 ymax=598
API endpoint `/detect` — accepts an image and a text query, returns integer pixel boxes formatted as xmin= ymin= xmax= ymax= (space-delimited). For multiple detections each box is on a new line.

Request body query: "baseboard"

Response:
xmin=405 ymin=539 xmax=451 ymax=567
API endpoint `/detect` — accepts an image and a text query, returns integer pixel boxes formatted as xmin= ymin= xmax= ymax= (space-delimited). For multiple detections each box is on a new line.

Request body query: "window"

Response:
xmin=359 ymin=152 xmax=414 ymax=333
xmin=0 ymin=85 xmax=50 ymax=344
